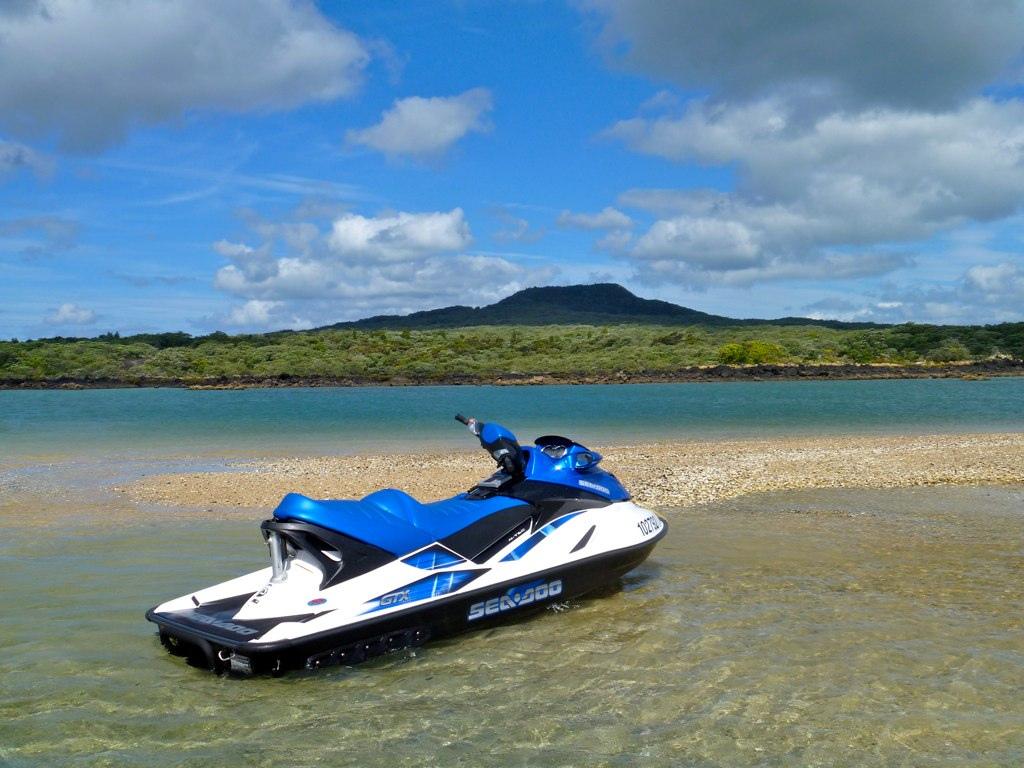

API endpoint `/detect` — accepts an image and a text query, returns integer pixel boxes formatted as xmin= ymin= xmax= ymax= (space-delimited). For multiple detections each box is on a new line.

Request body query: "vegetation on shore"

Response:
xmin=2 ymin=321 xmax=1022 ymax=386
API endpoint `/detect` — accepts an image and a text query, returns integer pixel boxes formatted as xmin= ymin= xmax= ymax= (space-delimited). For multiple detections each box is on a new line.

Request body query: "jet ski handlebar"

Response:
xmin=454 ymin=413 xmax=481 ymax=435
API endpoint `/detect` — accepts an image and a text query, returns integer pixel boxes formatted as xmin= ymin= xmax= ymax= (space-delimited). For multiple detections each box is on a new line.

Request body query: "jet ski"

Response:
xmin=146 ymin=415 xmax=667 ymax=675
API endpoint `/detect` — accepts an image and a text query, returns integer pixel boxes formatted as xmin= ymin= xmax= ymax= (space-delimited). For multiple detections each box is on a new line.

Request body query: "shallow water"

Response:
xmin=2 ymin=485 xmax=1022 ymax=767
xmin=3 ymin=378 xmax=1024 ymax=461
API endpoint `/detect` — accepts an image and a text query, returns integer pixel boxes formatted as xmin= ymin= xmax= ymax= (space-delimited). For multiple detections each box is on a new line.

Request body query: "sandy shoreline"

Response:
xmin=117 ymin=431 xmax=1024 ymax=512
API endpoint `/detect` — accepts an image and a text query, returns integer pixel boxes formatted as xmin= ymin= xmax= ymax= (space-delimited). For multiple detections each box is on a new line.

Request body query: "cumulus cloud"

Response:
xmin=346 ymin=88 xmax=493 ymax=158
xmin=580 ymin=2 xmax=1024 ymax=301
xmin=46 ymin=302 xmax=96 ymax=325
xmin=229 ymin=300 xmax=278 ymax=327
xmin=609 ymin=98 xmax=1024 ymax=285
xmin=962 ymin=262 xmax=1024 ymax=309
xmin=802 ymin=296 xmax=934 ymax=324
xmin=611 ymin=99 xmax=1024 ymax=228
xmin=878 ymin=230 xmax=1024 ymax=322
xmin=223 ymin=299 xmax=308 ymax=329
xmin=0 ymin=0 xmax=369 ymax=150
xmin=557 ymin=206 xmax=633 ymax=230
xmin=211 ymin=207 xmax=553 ymax=329
xmin=632 ymin=216 xmax=760 ymax=270
xmin=800 ymin=258 xmax=1024 ymax=324
xmin=326 ymin=209 xmax=472 ymax=262
xmin=582 ymin=0 xmax=1024 ymax=112
xmin=595 ymin=229 xmax=633 ymax=253
xmin=0 ymin=139 xmax=53 ymax=177
xmin=801 ymin=297 xmax=879 ymax=323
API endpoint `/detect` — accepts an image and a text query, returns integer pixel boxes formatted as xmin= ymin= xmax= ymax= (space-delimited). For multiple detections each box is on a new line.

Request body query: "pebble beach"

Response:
xmin=118 ymin=431 xmax=1024 ymax=514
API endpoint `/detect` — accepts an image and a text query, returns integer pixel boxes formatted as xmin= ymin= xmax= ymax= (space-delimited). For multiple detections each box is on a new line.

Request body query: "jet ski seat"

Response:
xmin=273 ymin=490 xmax=524 ymax=556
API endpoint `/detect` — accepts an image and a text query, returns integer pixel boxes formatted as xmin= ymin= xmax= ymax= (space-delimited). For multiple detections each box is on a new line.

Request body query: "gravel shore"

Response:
xmin=118 ymin=432 xmax=1024 ymax=513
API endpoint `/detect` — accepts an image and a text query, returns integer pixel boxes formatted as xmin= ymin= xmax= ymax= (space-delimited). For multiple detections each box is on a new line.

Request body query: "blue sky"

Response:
xmin=3 ymin=0 xmax=1024 ymax=338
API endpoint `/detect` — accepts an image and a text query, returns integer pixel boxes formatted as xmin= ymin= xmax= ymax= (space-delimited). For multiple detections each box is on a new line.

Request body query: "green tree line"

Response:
xmin=1 ymin=322 xmax=1022 ymax=384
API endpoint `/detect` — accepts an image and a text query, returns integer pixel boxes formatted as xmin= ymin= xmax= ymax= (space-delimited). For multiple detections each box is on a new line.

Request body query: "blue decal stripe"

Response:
xmin=362 ymin=570 xmax=482 ymax=614
xmin=500 ymin=512 xmax=583 ymax=562
xmin=500 ymin=531 xmax=545 ymax=562
xmin=402 ymin=546 xmax=465 ymax=570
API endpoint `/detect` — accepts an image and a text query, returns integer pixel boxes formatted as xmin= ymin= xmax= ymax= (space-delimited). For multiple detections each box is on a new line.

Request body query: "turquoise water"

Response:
xmin=2 ymin=381 xmax=1022 ymax=765
xmin=3 ymin=378 xmax=1024 ymax=459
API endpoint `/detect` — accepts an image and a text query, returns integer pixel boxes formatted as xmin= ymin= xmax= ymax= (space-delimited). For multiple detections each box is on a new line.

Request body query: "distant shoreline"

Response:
xmin=2 ymin=359 xmax=1023 ymax=390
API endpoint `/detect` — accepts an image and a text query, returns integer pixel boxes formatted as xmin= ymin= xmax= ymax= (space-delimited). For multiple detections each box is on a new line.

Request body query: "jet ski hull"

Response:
xmin=147 ymin=524 xmax=666 ymax=675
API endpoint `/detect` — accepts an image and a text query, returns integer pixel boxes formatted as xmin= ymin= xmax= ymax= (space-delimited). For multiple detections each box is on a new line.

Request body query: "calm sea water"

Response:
xmin=2 ymin=381 xmax=1022 ymax=766
xmin=1 ymin=485 xmax=1022 ymax=767
xmin=3 ymin=378 xmax=1024 ymax=460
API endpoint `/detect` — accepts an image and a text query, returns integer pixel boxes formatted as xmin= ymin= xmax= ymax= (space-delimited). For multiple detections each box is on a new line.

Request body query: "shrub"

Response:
xmin=716 ymin=340 xmax=786 ymax=365
xmin=927 ymin=340 xmax=971 ymax=363
xmin=716 ymin=342 xmax=747 ymax=364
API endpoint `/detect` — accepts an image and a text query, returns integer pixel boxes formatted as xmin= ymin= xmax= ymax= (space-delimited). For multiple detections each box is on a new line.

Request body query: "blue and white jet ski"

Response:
xmin=146 ymin=415 xmax=667 ymax=675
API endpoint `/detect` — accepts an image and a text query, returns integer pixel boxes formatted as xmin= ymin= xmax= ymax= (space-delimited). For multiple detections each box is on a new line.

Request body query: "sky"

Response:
xmin=3 ymin=0 xmax=1024 ymax=339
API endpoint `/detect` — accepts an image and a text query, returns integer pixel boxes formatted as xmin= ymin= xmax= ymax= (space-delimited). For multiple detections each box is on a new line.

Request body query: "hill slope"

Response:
xmin=325 ymin=283 xmax=878 ymax=330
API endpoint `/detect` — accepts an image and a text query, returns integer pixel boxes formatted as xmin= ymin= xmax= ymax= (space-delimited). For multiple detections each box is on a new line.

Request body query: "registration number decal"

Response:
xmin=637 ymin=515 xmax=662 ymax=536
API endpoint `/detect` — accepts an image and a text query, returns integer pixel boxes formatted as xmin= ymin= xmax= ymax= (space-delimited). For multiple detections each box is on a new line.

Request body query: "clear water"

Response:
xmin=2 ymin=382 xmax=1022 ymax=765
xmin=3 ymin=378 xmax=1024 ymax=460
xmin=1 ymin=485 xmax=1022 ymax=767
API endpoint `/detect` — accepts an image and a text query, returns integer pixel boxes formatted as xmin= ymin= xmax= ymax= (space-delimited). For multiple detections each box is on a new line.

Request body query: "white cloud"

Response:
xmin=595 ymin=229 xmax=633 ymax=253
xmin=0 ymin=0 xmax=369 ymax=150
xmin=46 ymin=302 xmax=96 ymax=325
xmin=610 ymin=99 xmax=1024 ymax=229
xmin=225 ymin=299 xmax=299 ymax=328
xmin=801 ymin=297 xmax=894 ymax=323
xmin=633 ymin=216 xmax=759 ymax=270
xmin=227 ymin=299 xmax=278 ymax=327
xmin=213 ymin=240 xmax=258 ymax=259
xmin=611 ymin=98 xmax=1024 ymax=285
xmin=800 ymin=257 xmax=1024 ymax=324
xmin=580 ymin=2 xmax=1024 ymax=307
xmin=210 ymin=207 xmax=554 ymax=329
xmin=346 ymin=88 xmax=493 ymax=158
xmin=557 ymin=206 xmax=633 ymax=230
xmin=964 ymin=262 xmax=1024 ymax=298
xmin=582 ymin=0 xmax=1024 ymax=112
xmin=327 ymin=209 xmax=472 ymax=262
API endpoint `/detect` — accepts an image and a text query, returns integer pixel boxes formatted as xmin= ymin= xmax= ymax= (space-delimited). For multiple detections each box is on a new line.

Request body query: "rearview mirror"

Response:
xmin=572 ymin=452 xmax=598 ymax=470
